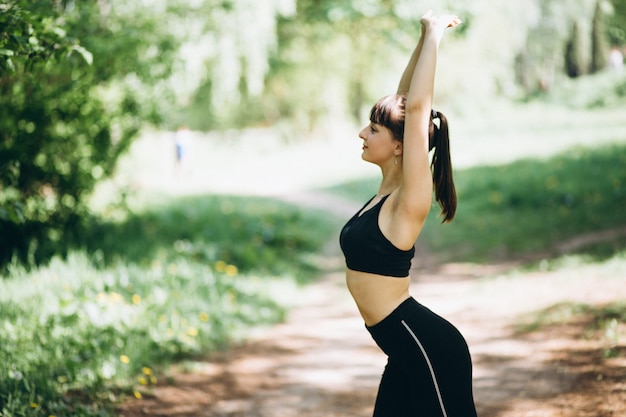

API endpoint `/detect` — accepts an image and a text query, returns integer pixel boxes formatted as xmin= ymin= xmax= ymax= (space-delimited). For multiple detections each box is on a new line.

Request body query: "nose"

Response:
xmin=358 ymin=126 xmax=367 ymax=139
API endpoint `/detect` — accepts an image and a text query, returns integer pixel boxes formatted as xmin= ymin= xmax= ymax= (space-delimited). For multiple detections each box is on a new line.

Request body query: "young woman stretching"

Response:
xmin=339 ymin=10 xmax=478 ymax=417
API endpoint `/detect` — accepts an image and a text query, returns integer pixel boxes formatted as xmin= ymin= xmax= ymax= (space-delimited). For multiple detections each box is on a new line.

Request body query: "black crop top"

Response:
xmin=339 ymin=194 xmax=415 ymax=277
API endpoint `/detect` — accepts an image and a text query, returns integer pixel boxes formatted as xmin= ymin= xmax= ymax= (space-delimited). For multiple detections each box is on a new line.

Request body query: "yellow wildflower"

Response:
xmin=225 ymin=264 xmax=238 ymax=276
xmin=215 ymin=260 xmax=226 ymax=272
xmin=142 ymin=367 xmax=153 ymax=375
xmin=133 ymin=390 xmax=142 ymax=399
xmin=132 ymin=294 xmax=141 ymax=305
xmin=199 ymin=312 xmax=210 ymax=322
xmin=120 ymin=355 xmax=130 ymax=364
xmin=187 ymin=327 xmax=198 ymax=337
xmin=110 ymin=292 xmax=123 ymax=303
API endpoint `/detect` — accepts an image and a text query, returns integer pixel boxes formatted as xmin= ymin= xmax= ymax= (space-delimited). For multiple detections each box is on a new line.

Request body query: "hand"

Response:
xmin=420 ymin=10 xmax=462 ymax=43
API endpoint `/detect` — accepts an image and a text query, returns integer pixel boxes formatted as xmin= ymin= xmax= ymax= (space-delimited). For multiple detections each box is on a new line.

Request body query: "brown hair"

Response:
xmin=369 ymin=95 xmax=457 ymax=222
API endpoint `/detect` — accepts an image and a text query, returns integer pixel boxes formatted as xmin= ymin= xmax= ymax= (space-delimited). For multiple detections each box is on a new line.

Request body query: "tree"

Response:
xmin=590 ymin=0 xmax=609 ymax=73
xmin=565 ymin=20 xmax=585 ymax=78
xmin=177 ymin=0 xmax=297 ymax=130
xmin=0 ymin=0 xmax=180 ymax=267
xmin=607 ymin=0 xmax=626 ymax=46
xmin=0 ymin=1 xmax=92 ymax=72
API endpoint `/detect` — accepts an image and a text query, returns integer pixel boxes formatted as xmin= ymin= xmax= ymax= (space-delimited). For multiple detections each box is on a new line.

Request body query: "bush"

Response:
xmin=0 ymin=1 xmax=179 ymax=268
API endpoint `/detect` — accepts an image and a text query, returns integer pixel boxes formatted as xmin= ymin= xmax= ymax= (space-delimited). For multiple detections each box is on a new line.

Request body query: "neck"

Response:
xmin=378 ymin=166 xmax=402 ymax=196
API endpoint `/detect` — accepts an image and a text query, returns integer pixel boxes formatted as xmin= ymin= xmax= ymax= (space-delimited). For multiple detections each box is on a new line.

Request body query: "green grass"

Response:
xmin=0 ymin=194 xmax=340 ymax=417
xmin=516 ymin=300 xmax=626 ymax=358
xmin=82 ymin=193 xmax=338 ymax=281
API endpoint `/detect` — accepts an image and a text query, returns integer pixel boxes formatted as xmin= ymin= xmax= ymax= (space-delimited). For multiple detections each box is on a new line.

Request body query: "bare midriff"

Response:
xmin=346 ymin=268 xmax=411 ymax=327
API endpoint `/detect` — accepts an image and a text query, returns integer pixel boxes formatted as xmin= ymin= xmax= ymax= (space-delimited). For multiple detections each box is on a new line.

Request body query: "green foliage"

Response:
xmin=608 ymin=0 xmax=626 ymax=45
xmin=421 ymin=143 xmax=626 ymax=262
xmin=539 ymin=67 xmax=626 ymax=108
xmin=590 ymin=0 xmax=609 ymax=73
xmin=183 ymin=0 xmax=470 ymax=130
xmin=0 ymin=1 xmax=180 ymax=268
xmin=81 ymin=194 xmax=337 ymax=280
xmin=0 ymin=194 xmax=336 ymax=416
xmin=0 ymin=0 xmax=92 ymax=72
xmin=179 ymin=0 xmax=296 ymax=130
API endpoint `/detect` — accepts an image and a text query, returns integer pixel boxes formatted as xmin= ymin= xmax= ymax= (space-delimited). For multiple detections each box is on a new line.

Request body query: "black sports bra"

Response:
xmin=339 ymin=194 xmax=415 ymax=277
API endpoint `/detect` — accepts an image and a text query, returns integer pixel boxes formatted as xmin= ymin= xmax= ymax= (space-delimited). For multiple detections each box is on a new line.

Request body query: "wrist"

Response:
xmin=422 ymin=28 xmax=444 ymax=46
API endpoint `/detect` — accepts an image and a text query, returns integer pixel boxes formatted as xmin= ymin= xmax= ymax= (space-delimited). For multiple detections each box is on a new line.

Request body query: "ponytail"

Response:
xmin=429 ymin=110 xmax=457 ymax=222
xmin=369 ymin=96 xmax=457 ymax=222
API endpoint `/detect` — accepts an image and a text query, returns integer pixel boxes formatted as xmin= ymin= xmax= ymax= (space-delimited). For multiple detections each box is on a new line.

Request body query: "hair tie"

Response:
xmin=431 ymin=109 xmax=439 ymax=119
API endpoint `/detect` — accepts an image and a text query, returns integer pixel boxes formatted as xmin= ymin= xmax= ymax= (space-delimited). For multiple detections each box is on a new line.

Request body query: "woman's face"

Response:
xmin=358 ymin=122 xmax=399 ymax=165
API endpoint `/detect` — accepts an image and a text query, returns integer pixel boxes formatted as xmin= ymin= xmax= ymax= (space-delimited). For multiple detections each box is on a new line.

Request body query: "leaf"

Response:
xmin=71 ymin=45 xmax=93 ymax=65
xmin=0 ymin=204 xmax=25 ymax=224
xmin=0 ymin=49 xmax=15 ymax=56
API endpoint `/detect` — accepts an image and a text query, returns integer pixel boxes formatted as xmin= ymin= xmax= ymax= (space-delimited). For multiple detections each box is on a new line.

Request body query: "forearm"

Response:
xmin=404 ymin=32 xmax=439 ymax=114
xmin=397 ymin=26 xmax=426 ymax=95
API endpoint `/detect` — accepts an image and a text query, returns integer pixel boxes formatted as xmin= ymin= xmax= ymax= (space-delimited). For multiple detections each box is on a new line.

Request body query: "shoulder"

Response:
xmin=379 ymin=190 xmax=429 ymax=249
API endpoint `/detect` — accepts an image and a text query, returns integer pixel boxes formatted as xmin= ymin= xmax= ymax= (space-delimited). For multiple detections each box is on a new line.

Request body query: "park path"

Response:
xmin=119 ymin=191 xmax=626 ymax=417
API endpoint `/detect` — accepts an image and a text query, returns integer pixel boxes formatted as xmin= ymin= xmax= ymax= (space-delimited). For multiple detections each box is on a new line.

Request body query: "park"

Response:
xmin=2 ymin=1 xmax=626 ymax=416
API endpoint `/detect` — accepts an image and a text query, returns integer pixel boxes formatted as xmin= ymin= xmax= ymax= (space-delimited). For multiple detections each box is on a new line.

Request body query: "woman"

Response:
xmin=339 ymin=10 xmax=478 ymax=417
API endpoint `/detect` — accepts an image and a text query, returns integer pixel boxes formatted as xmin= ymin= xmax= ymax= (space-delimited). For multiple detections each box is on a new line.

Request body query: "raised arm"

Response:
xmin=393 ymin=12 xmax=461 ymax=237
xmin=397 ymin=24 xmax=426 ymax=95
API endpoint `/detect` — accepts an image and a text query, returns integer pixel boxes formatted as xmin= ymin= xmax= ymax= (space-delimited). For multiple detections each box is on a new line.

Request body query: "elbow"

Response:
xmin=404 ymin=99 xmax=430 ymax=116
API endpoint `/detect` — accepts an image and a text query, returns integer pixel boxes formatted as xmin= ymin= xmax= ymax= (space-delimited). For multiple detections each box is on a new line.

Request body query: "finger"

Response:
xmin=447 ymin=15 xmax=462 ymax=28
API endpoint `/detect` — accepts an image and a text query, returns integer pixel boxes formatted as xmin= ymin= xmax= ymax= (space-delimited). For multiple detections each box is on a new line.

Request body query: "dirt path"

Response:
xmin=118 ymin=192 xmax=626 ymax=417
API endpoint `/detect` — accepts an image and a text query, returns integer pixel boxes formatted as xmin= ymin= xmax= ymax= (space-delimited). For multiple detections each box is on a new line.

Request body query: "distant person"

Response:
xmin=339 ymin=10 xmax=477 ymax=417
xmin=173 ymin=125 xmax=192 ymax=174
xmin=609 ymin=46 xmax=624 ymax=72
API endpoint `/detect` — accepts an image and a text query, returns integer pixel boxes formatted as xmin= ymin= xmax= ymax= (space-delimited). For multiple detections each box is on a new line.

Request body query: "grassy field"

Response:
xmin=0 ymin=195 xmax=340 ymax=417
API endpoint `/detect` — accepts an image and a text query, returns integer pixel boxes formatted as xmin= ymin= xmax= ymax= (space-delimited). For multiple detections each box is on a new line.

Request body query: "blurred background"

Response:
xmin=2 ymin=0 xmax=626 ymax=264
xmin=1 ymin=1 xmax=626 ymax=416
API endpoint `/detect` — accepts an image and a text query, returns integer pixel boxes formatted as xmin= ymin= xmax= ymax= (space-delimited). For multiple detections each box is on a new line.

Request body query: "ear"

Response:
xmin=394 ymin=142 xmax=403 ymax=156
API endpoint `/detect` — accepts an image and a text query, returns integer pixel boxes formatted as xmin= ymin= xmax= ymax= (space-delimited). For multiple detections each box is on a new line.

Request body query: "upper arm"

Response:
xmin=397 ymin=106 xmax=433 ymax=217
xmin=382 ymin=108 xmax=433 ymax=248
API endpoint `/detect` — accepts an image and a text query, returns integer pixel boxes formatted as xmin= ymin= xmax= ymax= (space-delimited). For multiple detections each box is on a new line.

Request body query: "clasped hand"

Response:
xmin=420 ymin=10 xmax=462 ymax=42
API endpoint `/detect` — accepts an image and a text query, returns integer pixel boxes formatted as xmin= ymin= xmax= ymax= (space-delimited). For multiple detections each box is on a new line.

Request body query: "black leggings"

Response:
xmin=366 ymin=297 xmax=478 ymax=417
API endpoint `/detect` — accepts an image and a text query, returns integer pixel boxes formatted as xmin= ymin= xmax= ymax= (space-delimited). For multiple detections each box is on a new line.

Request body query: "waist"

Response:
xmin=346 ymin=268 xmax=411 ymax=326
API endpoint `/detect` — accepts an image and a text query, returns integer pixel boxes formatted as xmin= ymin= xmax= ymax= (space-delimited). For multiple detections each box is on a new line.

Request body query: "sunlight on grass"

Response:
xmin=0 ymin=192 xmax=339 ymax=417
xmin=0 ymin=251 xmax=301 ymax=416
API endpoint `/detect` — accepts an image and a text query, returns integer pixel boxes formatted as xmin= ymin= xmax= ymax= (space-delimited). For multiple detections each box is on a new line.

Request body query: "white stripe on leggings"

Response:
xmin=401 ymin=320 xmax=448 ymax=417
